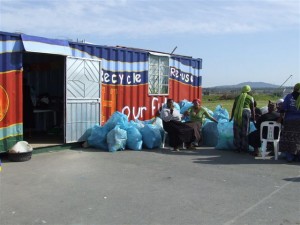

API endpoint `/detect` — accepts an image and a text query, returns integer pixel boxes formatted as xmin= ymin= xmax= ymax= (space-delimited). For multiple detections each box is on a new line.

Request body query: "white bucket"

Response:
xmin=9 ymin=141 xmax=33 ymax=153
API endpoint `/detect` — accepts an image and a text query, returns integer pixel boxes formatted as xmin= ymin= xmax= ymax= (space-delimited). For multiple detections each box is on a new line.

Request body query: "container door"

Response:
xmin=65 ymin=57 xmax=101 ymax=143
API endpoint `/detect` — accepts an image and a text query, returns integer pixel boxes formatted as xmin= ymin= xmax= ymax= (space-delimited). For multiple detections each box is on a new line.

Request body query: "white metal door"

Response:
xmin=65 ymin=57 xmax=101 ymax=143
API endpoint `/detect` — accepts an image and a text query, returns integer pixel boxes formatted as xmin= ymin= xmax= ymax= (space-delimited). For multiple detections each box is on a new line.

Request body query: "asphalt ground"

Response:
xmin=0 ymin=146 xmax=299 ymax=225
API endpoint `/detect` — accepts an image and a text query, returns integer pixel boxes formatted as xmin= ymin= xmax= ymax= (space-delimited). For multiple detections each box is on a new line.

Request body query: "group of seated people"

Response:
xmin=158 ymin=97 xmax=287 ymax=158
xmin=158 ymin=82 xmax=300 ymax=163
xmin=159 ymin=98 xmax=218 ymax=151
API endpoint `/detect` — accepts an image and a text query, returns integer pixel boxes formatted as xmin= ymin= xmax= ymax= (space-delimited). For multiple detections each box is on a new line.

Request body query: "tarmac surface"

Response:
xmin=0 ymin=146 xmax=299 ymax=225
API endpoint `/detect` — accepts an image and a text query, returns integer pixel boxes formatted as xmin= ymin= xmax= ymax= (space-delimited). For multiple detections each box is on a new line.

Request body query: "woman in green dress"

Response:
xmin=230 ymin=85 xmax=256 ymax=153
xmin=184 ymin=99 xmax=218 ymax=146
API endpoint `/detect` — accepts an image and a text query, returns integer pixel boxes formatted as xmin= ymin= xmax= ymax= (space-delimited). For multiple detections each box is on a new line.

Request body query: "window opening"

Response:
xmin=148 ymin=55 xmax=169 ymax=95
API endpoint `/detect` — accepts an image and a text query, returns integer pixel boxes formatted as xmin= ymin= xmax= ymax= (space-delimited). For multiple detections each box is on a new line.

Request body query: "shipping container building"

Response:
xmin=0 ymin=31 xmax=202 ymax=152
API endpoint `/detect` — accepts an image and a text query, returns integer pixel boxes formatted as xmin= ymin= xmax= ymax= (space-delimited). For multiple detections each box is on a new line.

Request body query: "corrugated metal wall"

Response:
xmin=0 ymin=32 xmax=24 ymax=151
xmin=0 ymin=31 xmax=203 ymax=151
xmin=70 ymin=43 xmax=202 ymax=122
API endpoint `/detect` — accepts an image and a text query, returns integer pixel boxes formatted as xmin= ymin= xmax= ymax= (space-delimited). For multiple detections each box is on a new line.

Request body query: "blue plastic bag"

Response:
xmin=215 ymin=120 xmax=235 ymax=150
xmin=152 ymin=117 xmax=165 ymax=140
xmin=134 ymin=119 xmax=147 ymax=130
xmin=107 ymin=126 xmax=127 ymax=152
xmin=87 ymin=125 xmax=109 ymax=150
xmin=213 ymin=105 xmax=230 ymax=122
xmin=106 ymin=111 xmax=129 ymax=131
xmin=134 ymin=117 xmax=164 ymax=139
xmin=140 ymin=124 xmax=162 ymax=149
xmin=179 ymin=100 xmax=193 ymax=114
xmin=249 ymin=121 xmax=256 ymax=133
xmin=215 ymin=121 xmax=257 ymax=150
xmin=126 ymin=126 xmax=143 ymax=151
xmin=202 ymin=121 xmax=219 ymax=147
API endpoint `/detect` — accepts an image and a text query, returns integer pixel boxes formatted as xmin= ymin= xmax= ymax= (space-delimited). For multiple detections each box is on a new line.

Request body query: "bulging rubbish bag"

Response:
xmin=202 ymin=121 xmax=219 ymax=147
xmin=248 ymin=121 xmax=257 ymax=152
xmin=179 ymin=100 xmax=193 ymax=114
xmin=152 ymin=117 xmax=165 ymax=140
xmin=134 ymin=117 xmax=164 ymax=138
xmin=107 ymin=126 xmax=127 ymax=152
xmin=215 ymin=121 xmax=257 ymax=150
xmin=249 ymin=121 xmax=256 ymax=133
xmin=140 ymin=124 xmax=162 ymax=149
xmin=9 ymin=141 xmax=33 ymax=153
xmin=179 ymin=100 xmax=193 ymax=122
xmin=152 ymin=117 xmax=163 ymax=129
xmin=105 ymin=111 xmax=129 ymax=131
xmin=87 ymin=125 xmax=109 ymax=150
xmin=213 ymin=105 xmax=230 ymax=122
xmin=126 ymin=126 xmax=143 ymax=151
xmin=134 ymin=119 xmax=146 ymax=130
xmin=215 ymin=120 xmax=235 ymax=150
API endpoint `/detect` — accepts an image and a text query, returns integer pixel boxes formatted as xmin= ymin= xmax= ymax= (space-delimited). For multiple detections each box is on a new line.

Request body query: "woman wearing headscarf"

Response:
xmin=184 ymin=98 xmax=218 ymax=146
xmin=161 ymin=99 xmax=195 ymax=151
xmin=278 ymin=83 xmax=300 ymax=162
xmin=230 ymin=85 xmax=255 ymax=153
xmin=248 ymin=101 xmax=280 ymax=156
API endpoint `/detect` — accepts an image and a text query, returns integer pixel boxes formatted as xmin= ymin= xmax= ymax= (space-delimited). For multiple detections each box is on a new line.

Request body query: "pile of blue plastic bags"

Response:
xmin=87 ymin=100 xmax=256 ymax=152
xmin=87 ymin=111 xmax=164 ymax=152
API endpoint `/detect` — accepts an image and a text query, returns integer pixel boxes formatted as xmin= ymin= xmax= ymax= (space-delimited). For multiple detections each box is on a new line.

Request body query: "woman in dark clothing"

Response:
xmin=254 ymin=100 xmax=262 ymax=119
xmin=278 ymin=83 xmax=300 ymax=162
xmin=160 ymin=99 xmax=195 ymax=151
xmin=248 ymin=101 xmax=280 ymax=156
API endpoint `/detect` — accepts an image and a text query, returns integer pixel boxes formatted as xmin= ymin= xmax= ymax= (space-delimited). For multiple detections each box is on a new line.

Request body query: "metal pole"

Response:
xmin=279 ymin=75 xmax=293 ymax=88
xmin=170 ymin=46 xmax=177 ymax=55
xmin=278 ymin=75 xmax=293 ymax=98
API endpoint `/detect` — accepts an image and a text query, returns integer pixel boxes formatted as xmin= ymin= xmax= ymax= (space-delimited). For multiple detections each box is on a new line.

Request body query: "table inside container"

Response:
xmin=33 ymin=109 xmax=57 ymax=131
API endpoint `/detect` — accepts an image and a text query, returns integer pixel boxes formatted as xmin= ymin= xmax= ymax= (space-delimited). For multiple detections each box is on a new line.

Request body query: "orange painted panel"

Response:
xmin=0 ymin=70 xmax=23 ymax=128
xmin=0 ymin=85 xmax=9 ymax=122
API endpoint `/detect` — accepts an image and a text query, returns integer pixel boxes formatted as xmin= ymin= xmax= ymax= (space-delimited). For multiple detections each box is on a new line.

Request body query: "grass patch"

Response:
xmin=202 ymin=94 xmax=280 ymax=115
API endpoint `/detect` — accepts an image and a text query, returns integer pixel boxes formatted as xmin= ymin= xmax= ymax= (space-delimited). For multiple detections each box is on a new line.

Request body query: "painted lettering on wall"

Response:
xmin=170 ymin=67 xmax=193 ymax=83
xmin=121 ymin=97 xmax=167 ymax=120
xmin=101 ymin=70 xmax=146 ymax=85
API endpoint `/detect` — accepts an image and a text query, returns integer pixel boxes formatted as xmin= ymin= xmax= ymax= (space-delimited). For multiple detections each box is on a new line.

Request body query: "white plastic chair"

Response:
xmin=260 ymin=121 xmax=281 ymax=160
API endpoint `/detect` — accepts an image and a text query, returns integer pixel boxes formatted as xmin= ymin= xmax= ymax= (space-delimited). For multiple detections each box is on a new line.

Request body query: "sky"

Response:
xmin=0 ymin=0 xmax=299 ymax=87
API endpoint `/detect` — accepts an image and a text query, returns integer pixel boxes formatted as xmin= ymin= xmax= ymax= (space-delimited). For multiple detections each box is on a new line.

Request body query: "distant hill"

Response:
xmin=208 ymin=82 xmax=280 ymax=89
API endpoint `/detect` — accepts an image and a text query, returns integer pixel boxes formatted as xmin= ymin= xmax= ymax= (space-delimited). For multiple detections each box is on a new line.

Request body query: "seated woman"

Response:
xmin=160 ymin=99 xmax=195 ymax=151
xmin=248 ymin=101 xmax=280 ymax=156
xmin=254 ymin=100 xmax=262 ymax=120
xmin=184 ymin=99 xmax=218 ymax=146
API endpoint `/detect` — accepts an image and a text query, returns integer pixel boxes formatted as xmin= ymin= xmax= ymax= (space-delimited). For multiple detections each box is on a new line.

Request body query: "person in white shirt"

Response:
xmin=160 ymin=99 xmax=195 ymax=151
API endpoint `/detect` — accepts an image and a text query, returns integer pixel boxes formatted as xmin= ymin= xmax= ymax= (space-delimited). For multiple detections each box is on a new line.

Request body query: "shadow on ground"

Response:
xmin=72 ymin=144 xmax=300 ymax=166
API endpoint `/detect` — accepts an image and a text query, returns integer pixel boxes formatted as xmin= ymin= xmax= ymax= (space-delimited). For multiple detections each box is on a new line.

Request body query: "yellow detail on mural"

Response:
xmin=0 ymin=85 xmax=9 ymax=122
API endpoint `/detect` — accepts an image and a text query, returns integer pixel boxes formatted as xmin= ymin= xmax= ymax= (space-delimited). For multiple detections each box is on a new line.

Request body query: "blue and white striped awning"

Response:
xmin=21 ymin=34 xmax=71 ymax=56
